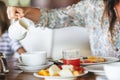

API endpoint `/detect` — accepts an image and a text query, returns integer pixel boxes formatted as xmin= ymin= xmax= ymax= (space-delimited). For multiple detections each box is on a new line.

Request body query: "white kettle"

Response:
xmin=8 ymin=17 xmax=35 ymax=41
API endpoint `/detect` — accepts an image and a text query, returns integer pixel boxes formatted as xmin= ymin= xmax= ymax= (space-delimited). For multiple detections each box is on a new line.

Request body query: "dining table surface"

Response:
xmin=0 ymin=55 xmax=109 ymax=80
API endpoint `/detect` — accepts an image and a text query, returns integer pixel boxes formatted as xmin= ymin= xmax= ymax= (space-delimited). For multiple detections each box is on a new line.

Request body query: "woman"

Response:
xmin=7 ymin=0 xmax=120 ymax=58
xmin=0 ymin=1 xmax=26 ymax=56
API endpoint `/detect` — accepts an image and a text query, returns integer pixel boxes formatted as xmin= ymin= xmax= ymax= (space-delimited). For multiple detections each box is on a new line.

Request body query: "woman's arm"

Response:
xmin=9 ymin=38 xmax=26 ymax=54
xmin=7 ymin=0 xmax=96 ymax=28
xmin=7 ymin=7 xmax=40 ymax=24
xmin=38 ymin=0 xmax=103 ymax=29
xmin=38 ymin=0 xmax=87 ymax=28
xmin=17 ymin=47 xmax=26 ymax=54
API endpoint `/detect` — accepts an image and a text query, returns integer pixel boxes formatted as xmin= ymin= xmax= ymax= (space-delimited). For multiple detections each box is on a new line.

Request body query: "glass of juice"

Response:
xmin=63 ymin=49 xmax=80 ymax=67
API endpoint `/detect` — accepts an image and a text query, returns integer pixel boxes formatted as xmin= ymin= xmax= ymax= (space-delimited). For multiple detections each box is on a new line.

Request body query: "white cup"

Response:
xmin=19 ymin=51 xmax=47 ymax=66
xmin=8 ymin=17 xmax=35 ymax=41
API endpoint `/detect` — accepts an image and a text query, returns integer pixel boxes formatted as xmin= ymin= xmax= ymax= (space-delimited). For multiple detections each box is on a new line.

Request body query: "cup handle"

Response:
xmin=18 ymin=56 xmax=24 ymax=65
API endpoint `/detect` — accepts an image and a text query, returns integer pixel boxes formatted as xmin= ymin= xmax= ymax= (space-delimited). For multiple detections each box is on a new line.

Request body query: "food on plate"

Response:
xmin=38 ymin=65 xmax=84 ymax=77
xmin=73 ymin=70 xmax=81 ymax=76
xmin=80 ymin=56 xmax=106 ymax=63
xmin=59 ymin=69 xmax=74 ymax=77
xmin=58 ymin=56 xmax=106 ymax=64
xmin=48 ymin=65 xmax=61 ymax=76
xmin=38 ymin=69 xmax=50 ymax=76
xmin=61 ymin=65 xmax=74 ymax=71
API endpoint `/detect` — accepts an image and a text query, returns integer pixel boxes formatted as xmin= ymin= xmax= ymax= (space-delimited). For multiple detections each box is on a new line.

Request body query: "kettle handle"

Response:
xmin=0 ymin=53 xmax=9 ymax=73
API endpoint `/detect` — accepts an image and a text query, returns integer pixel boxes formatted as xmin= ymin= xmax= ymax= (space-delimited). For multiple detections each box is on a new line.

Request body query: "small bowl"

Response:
xmin=104 ymin=62 xmax=120 ymax=80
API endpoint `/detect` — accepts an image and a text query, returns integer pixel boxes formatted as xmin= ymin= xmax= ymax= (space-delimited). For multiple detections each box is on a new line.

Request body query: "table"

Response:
xmin=0 ymin=56 xmax=108 ymax=80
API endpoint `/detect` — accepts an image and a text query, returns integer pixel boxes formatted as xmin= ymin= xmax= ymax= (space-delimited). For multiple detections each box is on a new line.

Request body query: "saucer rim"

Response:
xmin=17 ymin=61 xmax=53 ymax=67
xmin=16 ymin=62 xmax=53 ymax=72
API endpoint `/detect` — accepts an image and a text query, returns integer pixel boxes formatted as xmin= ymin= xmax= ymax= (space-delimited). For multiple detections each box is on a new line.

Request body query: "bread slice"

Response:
xmin=59 ymin=69 xmax=74 ymax=77
xmin=48 ymin=65 xmax=61 ymax=76
xmin=61 ymin=65 xmax=74 ymax=71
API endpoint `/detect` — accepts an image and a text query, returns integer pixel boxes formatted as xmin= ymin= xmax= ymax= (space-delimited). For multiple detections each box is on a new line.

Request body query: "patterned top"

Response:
xmin=0 ymin=31 xmax=23 ymax=56
xmin=38 ymin=0 xmax=120 ymax=58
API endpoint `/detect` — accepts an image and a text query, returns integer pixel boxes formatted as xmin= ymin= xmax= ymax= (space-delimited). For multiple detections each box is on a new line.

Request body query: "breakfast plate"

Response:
xmin=80 ymin=56 xmax=119 ymax=66
xmin=57 ymin=56 xmax=119 ymax=66
xmin=16 ymin=62 xmax=53 ymax=72
xmin=33 ymin=70 xmax=88 ymax=80
xmin=84 ymin=64 xmax=105 ymax=75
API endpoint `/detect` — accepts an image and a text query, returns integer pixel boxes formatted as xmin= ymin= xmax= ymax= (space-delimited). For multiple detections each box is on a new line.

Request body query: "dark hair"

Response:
xmin=0 ymin=1 xmax=10 ymax=34
xmin=103 ymin=0 xmax=120 ymax=36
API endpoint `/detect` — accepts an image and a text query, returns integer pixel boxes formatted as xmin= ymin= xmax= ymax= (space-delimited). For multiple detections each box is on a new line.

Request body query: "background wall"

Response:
xmin=52 ymin=27 xmax=91 ymax=60
xmin=20 ymin=26 xmax=91 ymax=60
xmin=20 ymin=27 xmax=54 ymax=58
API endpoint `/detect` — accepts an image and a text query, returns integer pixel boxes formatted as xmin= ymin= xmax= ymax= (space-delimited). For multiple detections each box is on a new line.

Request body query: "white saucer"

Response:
xmin=16 ymin=62 xmax=53 ymax=72
xmin=84 ymin=64 xmax=105 ymax=75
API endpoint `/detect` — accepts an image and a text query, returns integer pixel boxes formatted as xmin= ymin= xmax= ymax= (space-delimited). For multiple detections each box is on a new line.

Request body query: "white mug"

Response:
xmin=8 ymin=17 xmax=35 ymax=41
xmin=19 ymin=51 xmax=47 ymax=66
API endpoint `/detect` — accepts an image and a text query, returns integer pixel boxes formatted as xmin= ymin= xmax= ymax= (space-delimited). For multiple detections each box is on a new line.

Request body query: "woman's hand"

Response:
xmin=7 ymin=6 xmax=41 ymax=23
xmin=7 ymin=6 xmax=24 ymax=20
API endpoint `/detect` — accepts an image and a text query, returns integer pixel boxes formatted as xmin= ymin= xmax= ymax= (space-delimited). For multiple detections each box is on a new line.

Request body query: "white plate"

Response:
xmin=17 ymin=62 xmax=53 ymax=72
xmin=33 ymin=71 xmax=88 ymax=80
xmin=80 ymin=57 xmax=119 ymax=66
xmin=58 ymin=57 xmax=119 ymax=66
xmin=84 ymin=64 xmax=105 ymax=75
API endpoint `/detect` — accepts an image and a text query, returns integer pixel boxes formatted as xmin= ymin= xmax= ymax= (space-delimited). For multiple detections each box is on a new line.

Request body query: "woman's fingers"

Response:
xmin=16 ymin=8 xmax=25 ymax=18
xmin=7 ymin=6 xmax=24 ymax=20
xmin=7 ymin=7 xmax=17 ymax=19
xmin=7 ymin=7 xmax=12 ymax=19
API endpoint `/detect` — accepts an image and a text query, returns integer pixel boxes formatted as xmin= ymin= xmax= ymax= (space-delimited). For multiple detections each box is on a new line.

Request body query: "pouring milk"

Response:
xmin=8 ymin=17 xmax=35 ymax=40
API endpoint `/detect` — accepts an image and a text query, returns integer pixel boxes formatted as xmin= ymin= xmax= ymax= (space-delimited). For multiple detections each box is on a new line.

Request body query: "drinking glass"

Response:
xmin=63 ymin=49 xmax=80 ymax=67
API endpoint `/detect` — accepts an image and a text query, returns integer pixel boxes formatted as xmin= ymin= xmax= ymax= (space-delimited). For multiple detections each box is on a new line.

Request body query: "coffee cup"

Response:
xmin=8 ymin=17 xmax=35 ymax=41
xmin=19 ymin=51 xmax=47 ymax=66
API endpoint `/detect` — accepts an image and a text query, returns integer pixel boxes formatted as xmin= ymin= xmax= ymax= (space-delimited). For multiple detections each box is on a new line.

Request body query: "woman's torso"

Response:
xmin=82 ymin=0 xmax=120 ymax=57
xmin=39 ymin=0 xmax=120 ymax=58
